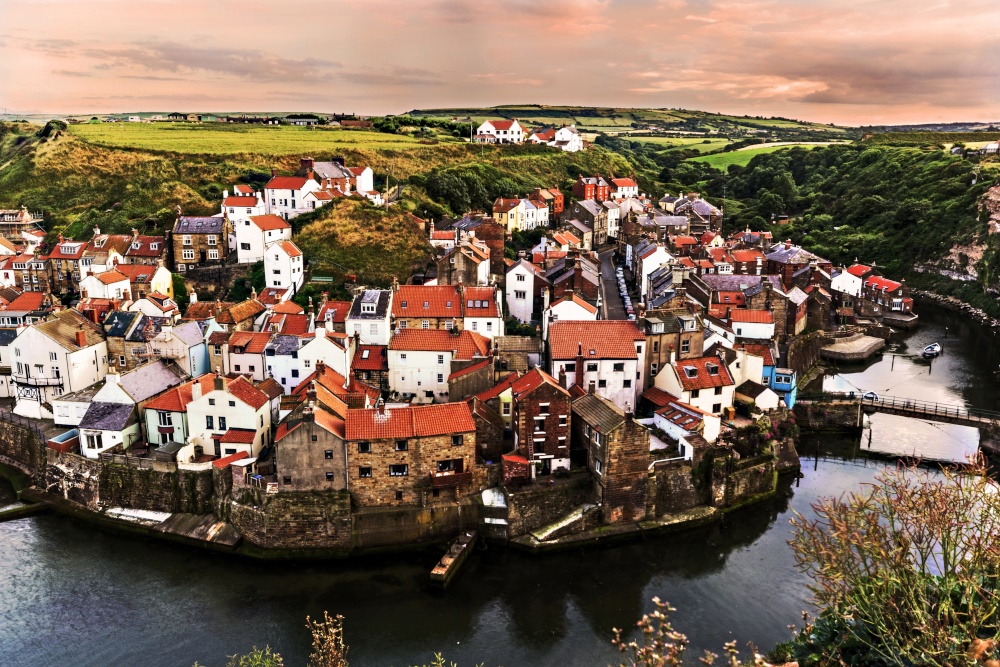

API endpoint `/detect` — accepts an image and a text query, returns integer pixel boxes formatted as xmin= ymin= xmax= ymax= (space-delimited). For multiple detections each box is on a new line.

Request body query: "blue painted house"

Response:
xmin=769 ymin=367 xmax=797 ymax=408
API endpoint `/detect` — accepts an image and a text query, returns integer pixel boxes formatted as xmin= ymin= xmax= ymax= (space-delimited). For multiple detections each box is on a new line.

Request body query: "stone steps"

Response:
xmin=530 ymin=502 xmax=597 ymax=542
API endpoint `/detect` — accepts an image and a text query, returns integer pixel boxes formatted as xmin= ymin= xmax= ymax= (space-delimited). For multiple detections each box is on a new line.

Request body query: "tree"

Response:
xmin=789 ymin=459 xmax=1000 ymax=666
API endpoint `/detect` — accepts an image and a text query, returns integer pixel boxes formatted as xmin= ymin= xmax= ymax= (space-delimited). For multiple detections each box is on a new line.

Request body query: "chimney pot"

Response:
xmin=75 ymin=330 xmax=86 ymax=348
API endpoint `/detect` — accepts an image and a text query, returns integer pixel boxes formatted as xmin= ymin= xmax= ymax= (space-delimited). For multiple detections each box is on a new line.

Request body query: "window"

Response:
xmin=182 ymin=249 xmax=194 ymax=260
xmin=651 ymin=362 xmax=658 ymax=375
xmin=369 ymin=323 xmax=378 ymax=336
xmin=712 ymin=403 xmax=722 ymax=413
xmin=158 ymin=411 xmax=172 ymax=426
xmin=714 ymin=386 xmax=722 ymax=395
xmin=564 ymin=363 xmax=575 ymax=372
xmin=502 ymin=403 xmax=511 ymax=416
xmin=235 ymin=365 xmax=241 ymax=372
xmin=182 ymin=235 xmax=192 ymax=246
xmin=324 ymin=450 xmax=333 ymax=459
xmin=691 ymin=389 xmax=700 ymax=398
xmin=311 ymin=434 xmax=318 ymax=442
xmin=206 ymin=416 xmax=214 ymax=429
xmin=515 ymin=290 xmax=526 ymax=300
xmin=437 ymin=373 xmax=444 ymax=383
xmin=208 ymin=249 xmax=219 ymax=260
xmin=395 ymin=440 xmax=408 ymax=452
xmin=681 ymin=340 xmax=690 ymax=353
xmin=586 ymin=362 xmax=598 ymax=372
xmin=444 ymin=321 xmax=453 ymax=330
xmin=421 ymin=321 xmax=430 ymax=330
xmin=399 ymin=353 xmax=406 ymax=360
xmin=516 ymin=274 xmax=525 ymax=282
xmin=240 ymin=243 xmax=251 ymax=251
xmin=437 ymin=354 xmax=445 ymax=365
xmin=283 ymin=476 xmax=292 ymax=485
xmin=219 ymin=416 xmax=227 ymax=431
xmin=395 ymin=491 xmax=404 ymax=501
xmin=49 ymin=352 xmax=57 ymax=361
xmin=304 ymin=360 xmax=311 ymax=368
xmin=213 ymin=345 xmax=221 ymax=355
xmin=471 ymin=321 xmax=478 ymax=331
xmin=325 ymin=472 xmax=335 ymax=481
xmin=534 ymin=417 xmax=544 ymax=432
xmin=229 ymin=400 xmax=236 ymax=407
xmin=359 ymin=467 xmax=372 ymax=478
xmin=208 ymin=398 xmax=215 ymax=406
xmin=118 ymin=355 xmax=126 ymax=366
xmin=539 ymin=403 xmax=550 ymax=416
xmin=207 ymin=235 xmax=217 ymax=246
xmin=594 ymin=459 xmax=603 ymax=475
xmin=623 ymin=379 xmax=632 ymax=388
xmin=451 ymin=434 xmax=464 ymax=447
xmin=389 ymin=464 xmax=408 ymax=477
xmin=249 ymin=366 xmax=255 ymax=372
xmin=598 ymin=379 xmax=607 ymax=388
xmin=613 ymin=363 xmax=625 ymax=372
xmin=357 ymin=441 xmax=371 ymax=453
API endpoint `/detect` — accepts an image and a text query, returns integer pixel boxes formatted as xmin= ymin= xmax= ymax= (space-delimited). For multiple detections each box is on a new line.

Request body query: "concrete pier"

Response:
xmin=820 ymin=334 xmax=885 ymax=361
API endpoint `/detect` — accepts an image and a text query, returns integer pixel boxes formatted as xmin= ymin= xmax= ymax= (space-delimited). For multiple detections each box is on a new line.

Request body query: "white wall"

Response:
xmin=388 ymin=349 xmax=451 ymax=401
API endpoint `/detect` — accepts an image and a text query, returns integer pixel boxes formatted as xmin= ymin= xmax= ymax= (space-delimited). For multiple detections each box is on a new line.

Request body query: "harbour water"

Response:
xmin=0 ymin=302 xmax=993 ymax=667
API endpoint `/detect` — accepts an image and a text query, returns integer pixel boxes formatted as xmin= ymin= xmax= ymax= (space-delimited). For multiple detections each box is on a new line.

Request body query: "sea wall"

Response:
xmin=651 ymin=459 xmax=707 ymax=516
xmin=794 ymin=400 xmax=861 ymax=432
xmin=504 ymin=473 xmax=595 ymax=536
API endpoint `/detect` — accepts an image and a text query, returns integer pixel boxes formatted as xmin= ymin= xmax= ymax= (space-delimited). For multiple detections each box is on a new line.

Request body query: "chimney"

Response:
xmin=93 ymin=225 xmax=101 ymax=237
xmin=316 ymin=359 xmax=325 ymax=375
xmin=315 ymin=326 xmax=326 ymax=339
xmin=106 ymin=372 xmax=120 ymax=385
xmin=558 ymin=366 xmax=568 ymax=389
xmin=191 ymin=380 xmax=203 ymax=402
xmin=189 ymin=290 xmax=198 ymax=304
xmin=302 ymin=401 xmax=315 ymax=423
xmin=222 ymin=190 xmax=228 ymax=199
xmin=588 ymin=381 xmax=596 ymax=395
xmin=214 ymin=374 xmax=227 ymax=392
xmin=270 ymin=168 xmax=277 ymax=177
xmin=376 ymin=398 xmax=386 ymax=416
xmin=784 ymin=240 xmax=792 ymax=251
xmin=625 ymin=403 xmax=633 ymax=421
xmin=75 ymin=330 xmax=86 ymax=347
xmin=131 ymin=228 xmax=138 ymax=241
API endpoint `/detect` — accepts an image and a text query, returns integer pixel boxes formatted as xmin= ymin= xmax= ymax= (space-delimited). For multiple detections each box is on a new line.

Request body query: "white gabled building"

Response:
xmin=186 ymin=374 xmax=272 ymax=458
xmin=654 ymin=354 xmax=736 ymax=417
xmin=542 ymin=292 xmax=598 ymax=340
xmin=506 ymin=259 xmax=543 ymax=324
xmin=345 ymin=289 xmax=393 ymax=346
xmin=462 ymin=285 xmax=505 ymax=340
xmin=232 ymin=213 xmax=292 ymax=264
xmin=387 ymin=329 xmax=491 ymax=402
xmin=79 ymin=269 xmax=131 ymax=300
xmin=264 ymin=240 xmax=304 ymax=293
xmin=549 ymin=320 xmax=646 ymax=411
xmin=264 ymin=173 xmax=323 ymax=220
xmin=12 ymin=310 xmax=110 ymax=419
xmin=475 ymin=120 xmax=524 ymax=144
xmin=222 ymin=190 xmax=267 ymax=252
xmin=553 ymin=125 xmax=584 ymax=152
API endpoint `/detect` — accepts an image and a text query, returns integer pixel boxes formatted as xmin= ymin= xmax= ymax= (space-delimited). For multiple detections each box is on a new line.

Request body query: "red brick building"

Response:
xmin=510 ymin=368 xmax=572 ymax=476
xmin=571 ymin=175 xmax=610 ymax=202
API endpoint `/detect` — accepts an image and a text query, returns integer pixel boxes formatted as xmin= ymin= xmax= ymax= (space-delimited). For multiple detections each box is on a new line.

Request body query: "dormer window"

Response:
xmin=423 ymin=301 xmax=429 ymax=308
xmin=707 ymin=364 xmax=719 ymax=376
xmin=151 ymin=243 xmax=158 ymax=250
xmin=401 ymin=300 xmax=407 ymax=308
xmin=446 ymin=301 xmax=452 ymax=308
xmin=132 ymin=242 xmax=140 ymax=249
xmin=684 ymin=367 xmax=698 ymax=378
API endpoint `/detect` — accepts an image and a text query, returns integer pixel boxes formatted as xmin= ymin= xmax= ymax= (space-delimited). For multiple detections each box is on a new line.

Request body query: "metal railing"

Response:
xmin=11 ymin=374 xmax=64 ymax=387
xmin=798 ymin=391 xmax=1000 ymax=424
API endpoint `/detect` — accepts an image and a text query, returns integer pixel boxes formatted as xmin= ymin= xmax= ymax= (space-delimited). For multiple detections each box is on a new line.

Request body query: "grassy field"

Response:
xmin=68 ymin=123 xmax=442 ymax=155
xmin=628 ymin=136 xmax=732 ymax=153
xmin=689 ymin=143 xmax=828 ymax=168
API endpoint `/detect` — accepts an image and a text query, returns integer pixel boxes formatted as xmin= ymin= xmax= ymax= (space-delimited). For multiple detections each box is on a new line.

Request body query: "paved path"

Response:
xmin=599 ymin=248 xmax=626 ymax=320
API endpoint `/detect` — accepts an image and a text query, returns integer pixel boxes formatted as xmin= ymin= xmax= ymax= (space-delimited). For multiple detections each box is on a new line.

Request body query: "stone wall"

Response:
xmin=794 ymin=401 xmax=861 ymax=432
xmin=0 ymin=415 xmax=46 ymax=481
xmin=353 ymin=500 xmax=479 ymax=550
xmin=651 ymin=460 xmax=707 ymax=516
xmin=505 ymin=472 xmax=595 ymax=536
xmin=230 ymin=490 xmax=353 ymax=551
xmin=783 ymin=330 xmax=832 ymax=375
xmin=181 ymin=263 xmax=251 ymax=301
xmin=43 ymin=450 xmax=102 ymax=509
xmin=724 ymin=455 xmax=777 ymax=508
xmin=98 ymin=462 xmax=214 ymax=514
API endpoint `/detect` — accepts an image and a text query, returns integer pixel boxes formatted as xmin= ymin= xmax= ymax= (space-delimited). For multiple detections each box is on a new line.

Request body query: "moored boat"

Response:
xmin=923 ymin=343 xmax=942 ymax=358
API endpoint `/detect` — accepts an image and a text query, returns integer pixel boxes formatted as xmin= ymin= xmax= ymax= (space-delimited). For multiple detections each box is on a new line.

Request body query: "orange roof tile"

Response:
xmin=345 ymin=402 xmax=475 ymax=441
xmin=463 ymin=286 xmax=500 ymax=318
xmin=250 ymin=215 xmax=291 ymax=232
xmin=511 ymin=368 xmax=566 ymax=399
xmin=352 ymin=345 xmax=388 ymax=371
xmin=729 ymin=309 xmax=773 ymax=324
xmin=548 ymin=321 xmax=645 ymax=360
xmin=266 ymin=176 xmax=310 ymax=190
xmin=212 ymin=451 xmax=250 ymax=468
xmin=674 ymin=357 xmax=734 ymax=391
xmin=229 ymin=331 xmax=272 ymax=354
xmin=317 ymin=300 xmax=351 ymax=324
xmin=225 ymin=375 xmax=270 ymax=410
xmin=219 ymin=429 xmax=257 ymax=444
xmin=277 ymin=240 xmax=301 ymax=257
xmin=271 ymin=300 xmax=303 ymax=315
xmin=392 ymin=285 xmax=460 ymax=318
xmin=474 ymin=373 xmax=519 ymax=402
xmin=224 ymin=196 xmax=259 ymax=207
xmin=388 ymin=329 xmax=490 ymax=360
xmin=95 ymin=270 xmax=128 ymax=285
xmin=145 ymin=373 xmax=218 ymax=412
xmin=740 ymin=343 xmax=775 ymax=366
xmin=449 ymin=358 xmax=492 ymax=380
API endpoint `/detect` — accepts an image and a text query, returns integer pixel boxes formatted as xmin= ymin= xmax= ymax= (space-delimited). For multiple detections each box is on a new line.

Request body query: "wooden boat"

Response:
xmin=922 ymin=343 xmax=942 ymax=358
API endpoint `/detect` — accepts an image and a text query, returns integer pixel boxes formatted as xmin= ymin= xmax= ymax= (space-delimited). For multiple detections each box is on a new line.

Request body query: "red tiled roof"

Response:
xmin=185 ymin=301 xmax=234 ymax=320
xmin=716 ymin=291 xmax=746 ymax=305
xmin=224 ymin=196 xmax=259 ymax=207
xmin=318 ymin=300 xmax=351 ymax=324
xmin=511 ymin=368 xmax=565 ymax=399
xmin=3 ymin=291 xmax=45 ymax=312
xmin=115 ymin=264 xmax=157 ymax=282
xmin=487 ymin=120 xmax=516 ymax=131
xmin=674 ymin=357 xmax=735 ymax=391
xmin=707 ymin=248 xmax=734 ymax=263
xmin=212 ymin=451 xmax=250 ymax=468
xmin=271 ymin=301 xmax=303 ymax=315
xmin=250 ymin=215 xmax=291 ymax=232
xmin=352 ymin=345 xmax=388 ymax=371
xmin=388 ymin=329 xmax=490 ymax=360
xmin=731 ymin=249 xmax=765 ymax=263
xmin=533 ymin=250 xmax=567 ymax=264
xmin=392 ymin=285 xmax=460 ymax=318
xmin=277 ymin=240 xmax=301 ymax=257
xmin=449 ymin=358 xmax=492 ymax=380
xmin=729 ymin=309 xmax=774 ymax=324
xmin=347 ymin=167 xmax=366 ymax=176
xmin=611 ymin=178 xmax=637 ymax=188
xmin=431 ymin=231 xmax=455 ymax=240
xmin=48 ymin=241 xmax=89 ymax=260
xmin=265 ymin=176 xmax=310 ymax=190
xmin=847 ymin=264 xmax=871 ymax=277
xmin=865 ymin=275 xmax=902 ymax=292
xmin=548 ymin=321 xmax=645 ymax=360
xmin=474 ymin=373 xmax=519 ymax=402
xmin=642 ymin=386 xmax=675 ymax=408
xmin=275 ymin=313 xmax=310 ymax=335
xmin=463 ymin=286 xmax=500 ymax=318
xmin=125 ymin=235 xmax=165 ymax=258
xmin=655 ymin=397 xmax=711 ymax=432
xmin=219 ymin=429 xmax=257 ymax=445
xmin=234 ymin=184 xmax=254 ymax=194
xmin=145 ymin=373 xmax=218 ymax=412
xmin=274 ymin=420 xmax=301 ymax=442
xmin=94 ymin=270 xmax=128 ymax=285
xmin=225 ymin=375 xmax=270 ymax=410
xmin=345 ymin=402 xmax=475 ymax=441
xmin=229 ymin=331 xmax=272 ymax=354
xmin=493 ymin=197 xmax=521 ymax=214
xmin=216 ymin=298 xmax=265 ymax=325
xmin=548 ymin=294 xmax=598 ymax=315
xmin=672 ymin=235 xmax=697 ymax=246
xmin=741 ymin=344 xmax=775 ymax=367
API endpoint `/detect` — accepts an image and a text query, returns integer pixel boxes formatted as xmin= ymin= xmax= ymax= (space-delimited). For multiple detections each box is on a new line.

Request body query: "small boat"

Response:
xmin=922 ymin=343 xmax=942 ymax=358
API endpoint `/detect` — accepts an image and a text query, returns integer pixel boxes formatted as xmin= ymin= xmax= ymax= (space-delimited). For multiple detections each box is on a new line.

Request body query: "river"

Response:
xmin=0 ymin=302 xmax=994 ymax=667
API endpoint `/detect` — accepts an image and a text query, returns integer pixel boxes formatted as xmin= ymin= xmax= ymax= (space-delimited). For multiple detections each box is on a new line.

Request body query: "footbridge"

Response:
xmin=798 ymin=392 xmax=1000 ymax=430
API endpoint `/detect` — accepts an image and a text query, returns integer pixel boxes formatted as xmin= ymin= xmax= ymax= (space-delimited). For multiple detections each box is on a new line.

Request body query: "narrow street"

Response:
xmin=599 ymin=247 xmax=626 ymax=320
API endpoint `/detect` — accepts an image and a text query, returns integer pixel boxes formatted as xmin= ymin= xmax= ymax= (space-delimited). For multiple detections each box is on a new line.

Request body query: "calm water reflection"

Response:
xmin=0 ymin=303 xmax=994 ymax=667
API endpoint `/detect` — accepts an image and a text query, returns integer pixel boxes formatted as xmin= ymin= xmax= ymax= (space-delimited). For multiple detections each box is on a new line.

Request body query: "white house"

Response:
xmin=462 ymin=286 xmax=505 ymax=340
xmin=387 ymin=329 xmax=491 ymax=402
xmin=634 ymin=242 xmax=672 ymax=300
xmin=226 ymin=331 xmax=273 ymax=382
xmin=542 ymin=292 xmax=598 ymax=340
xmin=831 ymin=264 xmax=869 ymax=297
xmin=146 ymin=321 xmax=211 ymax=377
xmin=232 ymin=212 xmax=291 ymax=264
xmin=553 ymin=125 xmax=584 ymax=152
xmin=186 ymin=374 xmax=272 ymax=458
xmin=142 ymin=373 xmax=217 ymax=450
xmin=650 ymin=396 xmax=721 ymax=457
xmin=475 ymin=120 xmax=524 ymax=144
xmin=654 ymin=354 xmax=735 ymax=417
xmin=345 ymin=289 xmax=393 ymax=345
xmin=522 ymin=199 xmax=541 ymax=231
xmin=12 ymin=310 xmax=110 ymax=419
xmin=221 ymin=189 xmax=267 ymax=247
xmin=264 ymin=240 xmax=304 ymax=293
xmin=610 ymin=178 xmax=639 ymax=200
xmin=548 ymin=320 xmax=646 ymax=411
xmin=506 ymin=259 xmax=542 ymax=324
xmin=729 ymin=309 xmax=775 ymax=340
xmin=603 ymin=201 xmax=620 ymax=240
xmin=264 ymin=173 xmax=323 ymax=220
xmin=79 ymin=269 xmax=131 ymax=300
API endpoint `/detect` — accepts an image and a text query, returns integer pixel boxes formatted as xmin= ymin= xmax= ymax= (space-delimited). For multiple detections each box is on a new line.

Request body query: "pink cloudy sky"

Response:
xmin=1 ymin=0 xmax=998 ymax=126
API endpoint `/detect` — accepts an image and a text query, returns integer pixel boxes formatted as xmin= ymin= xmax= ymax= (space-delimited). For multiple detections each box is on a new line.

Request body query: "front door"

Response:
xmin=200 ymin=249 xmax=207 ymax=263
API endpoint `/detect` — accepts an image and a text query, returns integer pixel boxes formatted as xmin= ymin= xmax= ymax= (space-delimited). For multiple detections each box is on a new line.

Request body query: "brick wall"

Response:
xmin=505 ymin=472 xmax=595 ymax=536
xmin=449 ymin=361 xmax=493 ymax=401
xmin=229 ymin=490 xmax=353 ymax=551
xmin=512 ymin=382 xmax=571 ymax=460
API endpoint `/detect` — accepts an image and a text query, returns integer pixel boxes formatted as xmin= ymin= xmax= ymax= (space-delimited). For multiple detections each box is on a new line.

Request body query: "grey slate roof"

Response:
xmin=786 ymin=286 xmax=809 ymax=306
xmin=736 ymin=380 xmax=769 ymax=399
xmin=348 ymin=289 xmax=391 ymax=320
xmin=264 ymin=334 xmax=302 ymax=356
xmin=119 ymin=361 xmax=187 ymax=403
xmin=172 ymin=321 xmax=205 ymax=347
xmin=80 ymin=401 xmax=136 ymax=431
xmin=174 ymin=216 xmax=226 ymax=235
xmin=0 ymin=328 xmax=17 ymax=347
xmin=765 ymin=244 xmax=826 ymax=265
xmin=702 ymin=274 xmax=783 ymax=294
xmin=572 ymin=393 xmax=626 ymax=433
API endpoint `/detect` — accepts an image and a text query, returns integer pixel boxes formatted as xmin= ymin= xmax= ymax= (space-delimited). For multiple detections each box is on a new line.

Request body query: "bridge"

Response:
xmin=798 ymin=391 xmax=1000 ymax=431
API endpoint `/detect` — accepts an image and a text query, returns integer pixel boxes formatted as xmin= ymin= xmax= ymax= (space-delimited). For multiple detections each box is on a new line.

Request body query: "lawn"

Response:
xmin=689 ymin=143 xmax=828 ymax=168
xmin=68 ymin=123 xmax=436 ymax=155
xmin=628 ymin=136 xmax=732 ymax=153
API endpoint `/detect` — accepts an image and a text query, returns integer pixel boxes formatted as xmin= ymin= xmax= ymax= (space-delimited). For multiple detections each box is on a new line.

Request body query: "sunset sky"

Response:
xmin=1 ymin=0 xmax=998 ymax=126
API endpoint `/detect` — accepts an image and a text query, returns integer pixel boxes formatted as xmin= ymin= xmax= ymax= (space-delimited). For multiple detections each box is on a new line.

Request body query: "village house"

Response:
xmin=566 ymin=199 xmax=609 ymax=246
xmin=572 ymin=390 xmax=650 ymax=523
xmin=172 ymin=216 xmax=231 ymax=272
xmin=643 ymin=389 xmax=720 ymax=456
xmin=475 ymin=119 xmax=524 ymax=144
xmin=509 ymin=368 xmax=573 ymax=476
xmin=128 ymin=293 xmax=180 ymax=321
xmin=572 ymin=175 xmax=611 ymax=202
xmin=462 ymin=285 xmax=504 ymax=340
xmin=0 ymin=291 xmax=52 ymax=326
xmin=541 ymin=291 xmax=597 ymax=340
xmin=610 ymin=178 xmax=639 ymax=200
xmin=104 ymin=311 xmax=159 ymax=372
xmin=387 ymin=328 xmax=491 ymax=402
xmin=729 ymin=309 xmax=776 ymax=341
xmin=345 ymin=288 xmax=393 ymax=345
xmin=391 ymin=284 xmax=462 ymax=332
xmin=226 ymin=331 xmax=274 ymax=381
xmin=546 ymin=252 xmax=601 ymax=306
xmin=47 ymin=236 xmax=90 ymax=294
xmin=264 ymin=167 xmax=323 ymax=220
xmin=653 ymin=353 xmax=736 ymax=417
xmin=765 ymin=241 xmax=833 ymax=289
xmin=232 ymin=211 xmax=291 ymax=264
xmin=435 ymin=238 xmax=490 ymax=286
xmin=492 ymin=197 xmax=525 ymax=234
xmin=264 ymin=240 xmax=304 ymax=293
xmin=549 ymin=320 xmax=646 ymax=410
xmin=115 ymin=264 xmax=173 ymax=300
xmin=297 ymin=327 xmax=356 ymax=382
xmin=429 ymin=230 xmax=457 ymax=251
xmin=274 ymin=386 xmax=348 ymax=492
xmin=527 ymin=187 xmax=565 ymax=220
xmin=673 ymin=193 xmax=723 ymax=234
xmin=316 ymin=299 xmax=352 ymax=333
xmin=351 ymin=344 xmax=389 ymax=392
xmin=146 ymin=321 xmax=210 ymax=377
xmin=640 ymin=310 xmax=705 ymax=389
xmin=506 ymin=258 xmax=547 ymax=324
xmin=221 ymin=188 xmax=267 ymax=239
xmin=215 ymin=297 xmax=267 ymax=333
xmin=12 ymin=309 xmax=110 ymax=419
xmin=730 ymin=249 xmax=765 ymax=275
xmin=344 ymin=401 xmax=478 ymax=507
xmin=122 ymin=231 xmax=168 ymax=266
xmin=186 ymin=374 xmax=272 ymax=459
xmin=79 ymin=269 xmax=131 ymax=301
